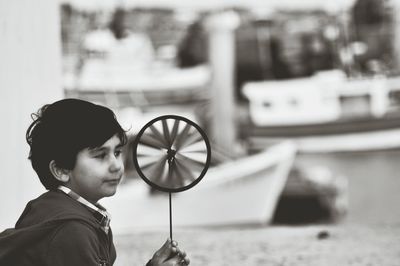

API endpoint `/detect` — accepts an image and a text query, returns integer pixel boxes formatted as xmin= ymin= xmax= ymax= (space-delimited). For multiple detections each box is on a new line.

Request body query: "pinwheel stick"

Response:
xmin=133 ymin=115 xmax=211 ymax=242
xmin=169 ymin=192 xmax=173 ymax=240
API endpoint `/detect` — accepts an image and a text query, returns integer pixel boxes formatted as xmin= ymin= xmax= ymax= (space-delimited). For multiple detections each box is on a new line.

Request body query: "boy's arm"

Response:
xmin=46 ymin=221 xmax=108 ymax=266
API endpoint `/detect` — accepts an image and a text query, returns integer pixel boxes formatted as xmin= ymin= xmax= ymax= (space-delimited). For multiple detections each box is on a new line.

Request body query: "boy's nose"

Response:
xmin=109 ymin=156 xmax=123 ymax=173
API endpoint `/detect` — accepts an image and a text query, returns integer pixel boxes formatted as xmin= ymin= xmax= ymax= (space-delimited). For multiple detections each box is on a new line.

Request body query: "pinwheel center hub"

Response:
xmin=167 ymin=148 xmax=177 ymax=164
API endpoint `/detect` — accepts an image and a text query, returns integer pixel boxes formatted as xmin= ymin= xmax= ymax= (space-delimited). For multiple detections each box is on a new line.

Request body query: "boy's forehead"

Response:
xmin=89 ymin=135 xmax=123 ymax=150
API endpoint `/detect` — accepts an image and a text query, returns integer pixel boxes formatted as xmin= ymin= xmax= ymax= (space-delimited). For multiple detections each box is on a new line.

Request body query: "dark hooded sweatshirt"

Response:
xmin=0 ymin=190 xmax=116 ymax=266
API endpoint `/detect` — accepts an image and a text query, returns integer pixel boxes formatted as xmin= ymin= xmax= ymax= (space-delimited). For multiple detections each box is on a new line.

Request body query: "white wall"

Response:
xmin=0 ymin=0 xmax=63 ymax=230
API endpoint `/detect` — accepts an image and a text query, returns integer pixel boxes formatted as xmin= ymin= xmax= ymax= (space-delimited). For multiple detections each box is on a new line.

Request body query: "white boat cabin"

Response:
xmin=243 ymin=70 xmax=390 ymax=126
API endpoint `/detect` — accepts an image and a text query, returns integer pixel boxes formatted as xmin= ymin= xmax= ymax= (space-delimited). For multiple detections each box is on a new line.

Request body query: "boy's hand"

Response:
xmin=148 ymin=239 xmax=190 ymax=266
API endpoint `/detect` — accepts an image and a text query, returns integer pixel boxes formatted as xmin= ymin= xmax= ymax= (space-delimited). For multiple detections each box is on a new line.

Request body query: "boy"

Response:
xmin=0 ymin=98 xmax=190 ymax=266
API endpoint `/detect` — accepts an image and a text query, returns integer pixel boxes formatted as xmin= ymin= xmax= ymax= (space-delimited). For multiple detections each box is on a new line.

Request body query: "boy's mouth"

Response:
xmin=104 ymin=178 xmax=121 ymax=184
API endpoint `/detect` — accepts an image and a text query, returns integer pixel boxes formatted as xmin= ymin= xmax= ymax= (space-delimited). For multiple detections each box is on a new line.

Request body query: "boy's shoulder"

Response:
xmin=16 ymin=190 xmax=99 ymax=229
xmin=0 ymin=192 xmax=113 ymax=265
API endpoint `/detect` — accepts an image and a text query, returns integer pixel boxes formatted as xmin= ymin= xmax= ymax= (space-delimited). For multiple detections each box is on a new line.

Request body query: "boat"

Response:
xmin=246 ymin=116 xmax=400 ymax=153
xmin=242 ymin=71 xmax=400 ymax=153
xmin=101 ymin=141 xmax=296 ymax=233
xmin=63 ymin=29 xmax=211 ymax=108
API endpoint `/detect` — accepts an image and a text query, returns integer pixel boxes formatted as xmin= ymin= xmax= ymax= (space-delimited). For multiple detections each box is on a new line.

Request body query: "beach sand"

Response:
xmin=113 ymin=224 xmax=400 ymax=266
xmin=113 ymin=150 xmax=400 ymax=265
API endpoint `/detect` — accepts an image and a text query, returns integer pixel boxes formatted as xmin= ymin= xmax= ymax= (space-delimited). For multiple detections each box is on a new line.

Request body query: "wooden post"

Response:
xmin=393 ymin=1 xmax=400 ymax=72
xmin=204 ymin=11 xmax=240 ymax=156
xmin=0 ymin=0 xmax=63 ymax=230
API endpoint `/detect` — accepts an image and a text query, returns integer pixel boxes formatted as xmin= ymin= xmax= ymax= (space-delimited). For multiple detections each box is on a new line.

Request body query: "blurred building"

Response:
xmin=177 ymin=8 xmax=341 ymax=101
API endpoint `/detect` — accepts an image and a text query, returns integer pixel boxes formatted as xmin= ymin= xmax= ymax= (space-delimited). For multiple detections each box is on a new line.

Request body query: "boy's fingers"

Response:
xmin=179 ymin=251 xmax=187 ymax=258
xmin=174 ymin=247 xmax=181 ymax=255
xmin=158 ymin=238 xmax=171 ymax=251
xmin=179 ymin=249 xmax=189 ymax=265
xmin=181 ymin=257 xmax=190 ymax=265
xmin=174 ymin=249 xmax=190 ymax=265
xmin=164 ymin=256 xmax=188 ymax=266
xmin=153 ymin=239 xmax=187 ymax=264
xmin=164 ymin=238 xmax=172 ymax=247
xmin=154 ymin=239 xmax=173 ymax=260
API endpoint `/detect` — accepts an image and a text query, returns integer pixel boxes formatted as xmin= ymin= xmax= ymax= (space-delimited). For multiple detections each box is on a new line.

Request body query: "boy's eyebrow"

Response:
xmin=89 ymin=143 xmax=124 ymax=152
xmin=89 ymin=147 xmax=107 ymax=153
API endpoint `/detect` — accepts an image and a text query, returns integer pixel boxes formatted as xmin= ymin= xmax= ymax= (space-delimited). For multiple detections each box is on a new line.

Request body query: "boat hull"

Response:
xmin=245 ymin=112 xmax=400 ymax=153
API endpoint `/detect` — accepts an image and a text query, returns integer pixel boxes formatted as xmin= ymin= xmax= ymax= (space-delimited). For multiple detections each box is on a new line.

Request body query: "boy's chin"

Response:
xmin=103 ymin=186 xmax=118 ymax=197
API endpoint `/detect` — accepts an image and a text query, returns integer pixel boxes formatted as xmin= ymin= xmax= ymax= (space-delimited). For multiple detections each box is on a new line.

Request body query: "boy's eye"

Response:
xmin=94 ymin=153 xmax=106 ymax=159
xmin=114 ymin=150 xmax=122 ymax=157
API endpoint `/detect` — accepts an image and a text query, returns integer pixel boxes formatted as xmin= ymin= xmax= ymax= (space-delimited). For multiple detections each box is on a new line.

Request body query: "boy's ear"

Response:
xmin=49 ymin=160 xmax=70 ymax=183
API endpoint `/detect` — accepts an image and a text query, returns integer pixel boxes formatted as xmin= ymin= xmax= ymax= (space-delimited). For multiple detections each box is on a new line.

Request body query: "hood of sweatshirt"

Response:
xmin=0 ymin=190 xmax=104 ymax=263
xmin=16 ymin=190 xmax=100 ymax=229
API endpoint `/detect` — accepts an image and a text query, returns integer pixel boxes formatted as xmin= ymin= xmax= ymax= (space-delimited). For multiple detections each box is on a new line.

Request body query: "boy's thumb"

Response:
xmin=158 ymin=238 xmax=172 ymax=258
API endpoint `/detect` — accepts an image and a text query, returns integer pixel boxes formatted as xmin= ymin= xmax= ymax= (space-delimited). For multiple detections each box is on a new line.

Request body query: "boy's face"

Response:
xmin=66 ymin=134 xmax=124 ymax=203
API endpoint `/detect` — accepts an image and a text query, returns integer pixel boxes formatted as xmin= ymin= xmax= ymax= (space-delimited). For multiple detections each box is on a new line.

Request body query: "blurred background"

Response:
xmin=1 ymin=0 xmax=400 ymax=265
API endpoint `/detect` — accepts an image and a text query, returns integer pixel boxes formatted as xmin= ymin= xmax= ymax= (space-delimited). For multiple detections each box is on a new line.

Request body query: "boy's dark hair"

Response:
xmin=26 ymin=98 xmax=128 ymax=190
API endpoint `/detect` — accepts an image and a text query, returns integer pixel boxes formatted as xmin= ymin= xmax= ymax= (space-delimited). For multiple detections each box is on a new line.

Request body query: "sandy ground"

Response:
xmin=112 ymin=150 xmax=400 ymax=265
xmin=113 ymin=223 xmax=400 ymax=266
